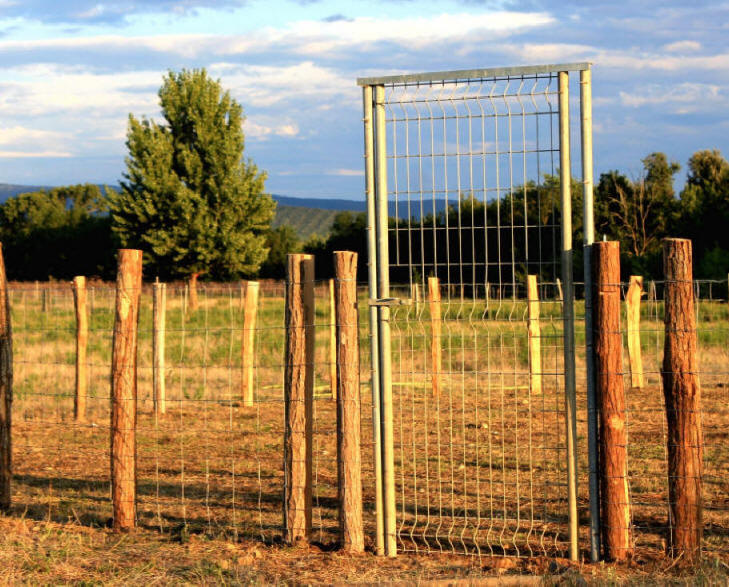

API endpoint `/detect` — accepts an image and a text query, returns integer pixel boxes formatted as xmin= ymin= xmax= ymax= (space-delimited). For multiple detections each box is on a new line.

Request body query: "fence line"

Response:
xmin=3 ymin=261 xmax=728 ymax=563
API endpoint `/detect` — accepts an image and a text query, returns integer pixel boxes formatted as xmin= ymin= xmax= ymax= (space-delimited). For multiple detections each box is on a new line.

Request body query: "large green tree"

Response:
xmin=109 ymin=68 xmax=275 ymax=286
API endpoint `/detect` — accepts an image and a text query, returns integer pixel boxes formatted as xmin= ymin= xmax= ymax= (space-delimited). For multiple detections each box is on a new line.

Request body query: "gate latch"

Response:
xmin=368 ymin=298 xmax=412 ymax=307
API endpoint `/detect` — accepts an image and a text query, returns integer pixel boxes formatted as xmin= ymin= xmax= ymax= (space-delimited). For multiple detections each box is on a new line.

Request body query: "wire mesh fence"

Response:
xmin=619 ymin=278 xmax=728 ymax=560
xmin=388 ymin=281 xmax=570 ymax=557
xmin=10 ymin=279 xmax=375 ymax=547
xmin=372 ymin=66 xmax=576 ymax=557
xmin=5 ymin=273 xmax=729 ymax=561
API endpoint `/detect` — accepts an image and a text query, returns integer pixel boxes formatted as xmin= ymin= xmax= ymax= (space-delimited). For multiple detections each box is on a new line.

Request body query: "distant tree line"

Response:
xmin=0 ymin=149 xmax=727 ymax=283
xmin=303 ymin=149 xmax=729 ymax=284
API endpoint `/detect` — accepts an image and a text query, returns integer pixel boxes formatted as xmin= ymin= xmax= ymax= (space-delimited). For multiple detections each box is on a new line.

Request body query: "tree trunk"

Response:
xmin=662 ymin=238 xmax=703 ymax=562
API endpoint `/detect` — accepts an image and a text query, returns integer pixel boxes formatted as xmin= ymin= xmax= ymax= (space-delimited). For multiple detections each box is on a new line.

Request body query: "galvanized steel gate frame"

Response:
xmin=359 ymin=63 xmax=599 ymax=561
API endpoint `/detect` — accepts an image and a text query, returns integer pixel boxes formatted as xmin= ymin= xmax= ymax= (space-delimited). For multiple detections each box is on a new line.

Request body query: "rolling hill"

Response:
xmin=0 ymin=183 xmax=449 ymax=239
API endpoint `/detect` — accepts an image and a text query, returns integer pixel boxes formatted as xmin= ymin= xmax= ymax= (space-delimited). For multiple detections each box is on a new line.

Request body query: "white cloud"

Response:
xmin=326 ymin=168 xmax=364 ymax=177
xmin=501 ymin=42 xmax=729 ymax=72
xmin=619 ymin=83 xmax=722 ymax=113
xmin=0 ymin=64 xmax=160 ymax=117
xmin=0 ymin=125 xmax=66 ymax=146
xmin=664 ymin=40 xmax=702 ymax=53
xmin=210 ymin=62 xmax=354 ymax=109
xmin=0 ymin=11 xmax=553 ymax=60
xmin=0 ymin=150 xmax=72 ymax=158
xmin=284 ymin=12 xmax=554 ymax=54
xmin=244 ymin=118 xmax=300 ymax=140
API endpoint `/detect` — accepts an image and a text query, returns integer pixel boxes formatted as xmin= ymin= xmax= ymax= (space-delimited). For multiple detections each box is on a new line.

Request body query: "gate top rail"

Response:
xmin=357 ymin=62 xmax=591 ymax=87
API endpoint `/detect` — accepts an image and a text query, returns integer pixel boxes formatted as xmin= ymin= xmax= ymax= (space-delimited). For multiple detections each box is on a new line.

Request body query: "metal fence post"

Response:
xmin=559 ymin=70 xmax=579 ymax=562
xmin=363 ymin=84 xmax=385 ymax=556
xmin=374 ymin=83 xmax=397 ymax=557
xmin=581 ymin=65 xmax=601 ymax=562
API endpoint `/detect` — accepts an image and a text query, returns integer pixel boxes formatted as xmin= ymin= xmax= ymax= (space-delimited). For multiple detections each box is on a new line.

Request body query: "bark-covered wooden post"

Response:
xmin=329 ymin=278 xmax=337 ymax=401
xmin=283 ymin=254 xmax=315 ymax=543
xmin=526 ymin=275 xmax=542 ymax=396
xmin=428 ymin=277 xmax=442 ymax=399
xmin=334 ymin=251 xmax=364 ymax=552
xmin=241 ymin=280 xmax=259 ymax=407
xmin=626 ymin=275 xmax=644 ymax=389
xmin=153 ymin=280 xmax=166 ymax=416
xmin=662 ymin=238 xmax=703 ymax=561
xmin=0 ymin=244 xmax=12 ymax=510
xmin=110 ymin=249 xmax=143 ymax=531
xmin=593 ymin=241 xmax=632 ymax=561
xmin=72 ymin=276 xmax=88 ymax=422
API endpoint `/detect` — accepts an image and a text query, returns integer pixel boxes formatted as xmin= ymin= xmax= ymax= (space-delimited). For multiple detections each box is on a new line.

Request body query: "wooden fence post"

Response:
xmin=649 ymin=280 xmax=657 ymax=303
xmin=0 ymin=244 xmax=12 ymax=510
xmin=526 ymin=275 xmax=542 ymax=396
xmin=428 ymin=277 xmax=442 ymax=399
xmin=188 ymin=273 xmax=199 ymax=313
xmin=412 ymin=282 xmax=422 ymax=315
xmin=110 ymin=249 xmax=143 ymax=531
xmin=593 ymin=241 xmax=632 ymax=561
xmin=284 ymin=254 xmax=315 ymax=543
xmin=329 ymin=278 xmax=337 ymax=401
xmin=626 ymin=276 xmax=644 ymax=389
xmin=72 ymin=276 xmax=88 ymax=422
xmin=153 ymin=280 xmax=166 ymax=416
xmin=334 ymin=251 xmax=364 ymax=552
xmin=241 ymin=280 xmax=259 ymax=407
xmin=662 ymin=238 xmax=703 ymax=561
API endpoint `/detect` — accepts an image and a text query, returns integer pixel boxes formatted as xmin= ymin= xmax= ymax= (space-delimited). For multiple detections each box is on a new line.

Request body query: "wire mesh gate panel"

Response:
xmin=360 ymin=63 xmax=594 ymax=558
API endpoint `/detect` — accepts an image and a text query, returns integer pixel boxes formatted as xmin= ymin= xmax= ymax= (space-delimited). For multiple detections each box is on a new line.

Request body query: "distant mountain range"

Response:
xmin=0 ymin=183 xmax=367 ymax=239
xmin=0 ymin=183 xmax=450 ymax=240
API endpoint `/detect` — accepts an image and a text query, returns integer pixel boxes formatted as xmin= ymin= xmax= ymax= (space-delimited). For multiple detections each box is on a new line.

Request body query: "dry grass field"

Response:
xmin=3 ymin=281 xmax=728 ymax=583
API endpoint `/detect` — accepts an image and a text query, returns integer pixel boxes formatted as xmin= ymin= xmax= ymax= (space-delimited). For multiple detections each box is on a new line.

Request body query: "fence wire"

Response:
xmin=619 ymin=278 xmax=728 ymax=561
xmin=8 ymin=276 xmax=729 ymax=560
xmin=10 ymin=280 xmax=374 ymax=547
xmin=380 ymin=71 xmax=571 ymax=557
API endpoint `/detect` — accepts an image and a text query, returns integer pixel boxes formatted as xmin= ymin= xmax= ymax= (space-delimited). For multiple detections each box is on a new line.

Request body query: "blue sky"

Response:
xmin=0 ymin=0 xmax=727 ymax=198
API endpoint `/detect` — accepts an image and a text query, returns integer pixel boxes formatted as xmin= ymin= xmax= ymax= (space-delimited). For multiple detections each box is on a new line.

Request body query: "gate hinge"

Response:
xmin=368 ymin=297 xmax=412 ymax=307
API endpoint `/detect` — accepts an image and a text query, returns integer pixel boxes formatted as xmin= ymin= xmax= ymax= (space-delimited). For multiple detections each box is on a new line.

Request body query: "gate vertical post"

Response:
xmin=363 ymin=84 xmax=384 ymax=555
xmin=581 ymin=65 xmax=601 ymax=562
xmin=374 ymin=83 xmax=397 ymax=557
xmin=559 ymin=70 xmax=579 ymax=561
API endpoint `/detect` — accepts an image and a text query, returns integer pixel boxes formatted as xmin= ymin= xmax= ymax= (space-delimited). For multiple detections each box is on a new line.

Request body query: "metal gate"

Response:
xmin=359 ymin=63 xmax=597 ymax=559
